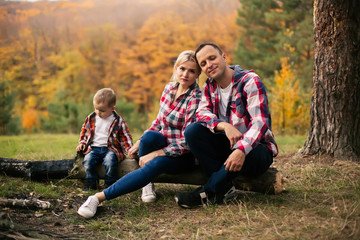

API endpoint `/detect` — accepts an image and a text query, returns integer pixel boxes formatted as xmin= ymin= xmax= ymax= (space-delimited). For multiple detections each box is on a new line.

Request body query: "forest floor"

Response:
xmin=1 ymin=153 xmax=360 ymax=239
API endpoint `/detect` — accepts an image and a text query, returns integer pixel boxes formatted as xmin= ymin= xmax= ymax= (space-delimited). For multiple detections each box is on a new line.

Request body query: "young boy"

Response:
xmin=76 ymin=88 xmax=133 ymax=191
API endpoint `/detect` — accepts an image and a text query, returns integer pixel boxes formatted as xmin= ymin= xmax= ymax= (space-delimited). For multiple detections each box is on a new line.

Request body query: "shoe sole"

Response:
xmin=77 ymin=209 xmax=94 ymax=219
xmin=223 ymin=186 xmax=240 ymax=204
xmin=141 ymin=197 xmax=156 ymax=203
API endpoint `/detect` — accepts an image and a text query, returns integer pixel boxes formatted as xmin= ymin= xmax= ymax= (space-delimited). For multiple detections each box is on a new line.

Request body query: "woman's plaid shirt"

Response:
xmin=196 ymin=65 xmax=278 ymax=157
xmin=146 ymin=81 xmax=201 ymax=157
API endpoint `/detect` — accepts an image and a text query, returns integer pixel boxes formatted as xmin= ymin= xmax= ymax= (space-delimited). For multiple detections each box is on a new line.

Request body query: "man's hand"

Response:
xmin=216 ymin=122 xmax=243 ymax=148
xmin=224 ymin=149 xmax=245 ymax=172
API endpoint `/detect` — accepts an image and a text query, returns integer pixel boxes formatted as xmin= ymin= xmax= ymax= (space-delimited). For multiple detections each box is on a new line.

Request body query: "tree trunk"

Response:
xmin=299 ymin=0 xmax=360 ymax=159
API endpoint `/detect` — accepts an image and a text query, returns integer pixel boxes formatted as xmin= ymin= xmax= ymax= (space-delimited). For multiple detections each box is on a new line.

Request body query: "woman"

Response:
xmin=78 ymin=50 xmax=202 ymax=218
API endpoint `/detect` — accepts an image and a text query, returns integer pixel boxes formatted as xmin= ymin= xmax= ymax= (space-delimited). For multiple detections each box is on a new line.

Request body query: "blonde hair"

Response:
xmin=93 ymin=88 xmax=116 ymax=107
xmin=170 ymin=50 xmax=201 ymax=82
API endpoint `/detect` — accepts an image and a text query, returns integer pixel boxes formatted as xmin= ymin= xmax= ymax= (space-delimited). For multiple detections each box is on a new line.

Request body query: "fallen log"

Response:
xmin=0 ymin=157 xmax=76 ymax=179
xmin=70 ymin=157 xmax=285 ymax=194
xmin=0 ymin=157 xmax=286 ymax=194
xmin=0 ymin=197 xmax=51 ymax=209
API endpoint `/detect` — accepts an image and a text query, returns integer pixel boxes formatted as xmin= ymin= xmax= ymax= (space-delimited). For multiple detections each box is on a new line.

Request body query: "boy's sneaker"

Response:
xmin=141 ymin=183 xmax=156 ymax=203
xmin=174 ymin=187 xmax=207 ymax=208
xmin=77 ymin=195 xmax=99 ymax=218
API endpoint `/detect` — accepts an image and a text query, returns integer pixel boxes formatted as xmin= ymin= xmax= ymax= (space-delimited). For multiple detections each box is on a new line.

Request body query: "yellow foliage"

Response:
xmin=0 ymin=0 xmax=241 ymax=126
xmin=22 ymin=108 xmax=39 ymax=132
xmin=117 ymin=11 xmax=198 ymax=112
xmin=269 ymin=57 xmax=309 ymax=135
xmin=16 ymin=9 xmax=41 ymax=18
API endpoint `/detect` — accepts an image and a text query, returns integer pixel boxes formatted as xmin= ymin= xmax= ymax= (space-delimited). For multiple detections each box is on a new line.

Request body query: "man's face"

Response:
xmin=196 ymin=45 xmax=227 ymax=80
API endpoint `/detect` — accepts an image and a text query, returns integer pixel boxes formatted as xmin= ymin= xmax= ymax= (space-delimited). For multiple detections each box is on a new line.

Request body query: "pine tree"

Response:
xmin=235 ymin=0 xmax=313 ymax=89
xmin=0 ymin=79 xmax=16 ymax=134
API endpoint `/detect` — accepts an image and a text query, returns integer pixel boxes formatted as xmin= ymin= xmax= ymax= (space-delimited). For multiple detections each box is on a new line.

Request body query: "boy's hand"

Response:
xmin=76 ymin=144 xmax=85 ymax=152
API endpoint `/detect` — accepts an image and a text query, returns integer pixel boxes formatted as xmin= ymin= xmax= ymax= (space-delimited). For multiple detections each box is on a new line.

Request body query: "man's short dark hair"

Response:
xmin=194 ymin=43 xmax=223 ymax=64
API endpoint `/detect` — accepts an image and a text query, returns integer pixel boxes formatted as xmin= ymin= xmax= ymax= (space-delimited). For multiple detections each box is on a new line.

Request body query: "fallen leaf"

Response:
xmin=35 ymin=212 xmax=44 ymax=217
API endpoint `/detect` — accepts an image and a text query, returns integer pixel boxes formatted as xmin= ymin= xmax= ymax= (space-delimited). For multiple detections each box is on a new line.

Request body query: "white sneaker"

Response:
xmin=141 ymin=183 xmax=156 ymax=203
xmin=77 ymin=195 xmax=99 ymax=218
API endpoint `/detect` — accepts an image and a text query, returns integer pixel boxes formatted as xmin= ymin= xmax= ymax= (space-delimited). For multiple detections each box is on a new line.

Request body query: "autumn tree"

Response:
xmin=0 ymin=0 xmax=240 ymax=133
xmin=269 ymin=57 xmax=309 ymax=135
xmin=299 ymin=0 xmax=360 ymax=159
xmin=117 ymin=11 xmax=198 ymax=113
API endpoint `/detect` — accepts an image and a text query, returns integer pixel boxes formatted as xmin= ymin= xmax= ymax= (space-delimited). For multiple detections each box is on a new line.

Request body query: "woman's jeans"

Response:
xmin=83 ymin=147 xmax=118 ymax=186
xmin=104 ymin=131 xmax=195 ymax=200
xmin=184 ymin=122 xmax=273 ymax=195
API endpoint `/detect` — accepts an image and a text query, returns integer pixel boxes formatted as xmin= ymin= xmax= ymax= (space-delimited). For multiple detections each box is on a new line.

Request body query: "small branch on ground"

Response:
xmin=0 ymin=197 xmax=51 ymax=209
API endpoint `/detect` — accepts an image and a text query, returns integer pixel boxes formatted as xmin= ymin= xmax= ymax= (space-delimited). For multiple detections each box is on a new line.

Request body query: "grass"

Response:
xmin=1 ymin=134 xmax=360 ymax=239
xmin=0 ymin=133 xmax=305 ymax=160
xmin=275 ymin=135 xmax=306 ymax=154
xmin=0 ymin=132 xmax=143 ymax=160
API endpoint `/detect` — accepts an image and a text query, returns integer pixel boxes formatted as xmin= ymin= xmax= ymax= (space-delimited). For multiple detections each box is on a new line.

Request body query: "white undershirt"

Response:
xmin=218 ymin=82 xmax=232 ymax=122
xmin=92 ymin=114 xmax=115 ymax=147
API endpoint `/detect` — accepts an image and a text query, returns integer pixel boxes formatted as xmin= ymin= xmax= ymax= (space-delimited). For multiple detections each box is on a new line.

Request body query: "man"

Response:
xmin=175 ymin=43 xmax=278 ymax=208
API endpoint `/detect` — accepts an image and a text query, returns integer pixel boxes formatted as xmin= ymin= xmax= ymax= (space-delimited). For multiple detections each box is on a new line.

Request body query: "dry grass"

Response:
xmin=82 ymin=155 xmax=359 ymax=239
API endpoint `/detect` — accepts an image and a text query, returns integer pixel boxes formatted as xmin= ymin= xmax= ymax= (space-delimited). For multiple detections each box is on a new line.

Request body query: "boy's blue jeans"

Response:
xmin=103 ymin=131 xmax=195 ymax=200
xmin=184 ymin=122 xmax=273 ymax=195
xmin=83 ymin=147 xmax=118 ymax=186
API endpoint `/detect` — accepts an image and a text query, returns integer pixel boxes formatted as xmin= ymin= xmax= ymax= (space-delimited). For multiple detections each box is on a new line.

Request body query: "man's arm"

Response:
xmin=234 ymin=73 xmax=271 ymax=155
xmin=225 ymin=73 xmax=271 ymax=172
xmin=215 ymin=122 xmax=242 ymax=148
xmin=196 ymin=81 xmax=221 ymax=131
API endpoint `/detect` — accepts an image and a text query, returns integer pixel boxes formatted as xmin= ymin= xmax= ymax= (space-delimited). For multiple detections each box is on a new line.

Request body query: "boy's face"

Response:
xmin=93 ymin=100 xmax=114 ymax=119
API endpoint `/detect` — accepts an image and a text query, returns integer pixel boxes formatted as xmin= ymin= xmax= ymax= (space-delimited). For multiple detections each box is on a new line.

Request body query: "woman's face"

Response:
xmin=175 ymin=60 xmax=200 ymax=89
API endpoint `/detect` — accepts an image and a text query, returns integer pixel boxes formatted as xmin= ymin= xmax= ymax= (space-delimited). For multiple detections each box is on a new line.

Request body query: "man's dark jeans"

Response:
xmin=184 ymin=122 xmax=273 ymax=195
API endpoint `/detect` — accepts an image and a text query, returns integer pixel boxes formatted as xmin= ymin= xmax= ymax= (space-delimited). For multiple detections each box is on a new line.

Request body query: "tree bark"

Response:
xmin=299 ymin=0 xmax=360 ymax=159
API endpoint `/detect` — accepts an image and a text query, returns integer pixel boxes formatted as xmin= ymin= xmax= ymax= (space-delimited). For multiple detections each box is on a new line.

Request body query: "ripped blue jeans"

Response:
xmin=83 ymin=147 xmax=118 ymax=186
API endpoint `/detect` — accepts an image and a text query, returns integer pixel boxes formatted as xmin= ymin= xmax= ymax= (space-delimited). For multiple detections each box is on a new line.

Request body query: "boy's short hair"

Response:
xmin=93 ymin=88 xmax=116 ymax=107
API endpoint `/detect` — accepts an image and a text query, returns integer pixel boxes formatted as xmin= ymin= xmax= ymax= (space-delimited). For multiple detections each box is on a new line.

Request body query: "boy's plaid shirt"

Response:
xmin=196 ymin=65 xmax=278 ymax=157
xmin=146 ymin=81 xmax=201 ymax=156
xmin=78 ymin=111 xmax=133 ymax=161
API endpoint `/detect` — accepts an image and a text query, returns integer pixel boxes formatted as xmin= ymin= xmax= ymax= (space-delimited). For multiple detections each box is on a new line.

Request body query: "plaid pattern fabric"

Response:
xmin=146 ymin=81 xmax=201 ymax=156
xmin=79 ymin=111 xmax=133 ymax=161
xmin=196 ymin=65 xmax=278 ymax=157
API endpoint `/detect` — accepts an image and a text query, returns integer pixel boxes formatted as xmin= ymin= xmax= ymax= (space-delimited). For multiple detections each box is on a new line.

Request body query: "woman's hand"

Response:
xmin=139 ymin=149 xmax=165 ymax=167
xmin=128 ymin=140 xmax=140 ymax=159
xmin=216 ymin=122 xmax=243 ymax=148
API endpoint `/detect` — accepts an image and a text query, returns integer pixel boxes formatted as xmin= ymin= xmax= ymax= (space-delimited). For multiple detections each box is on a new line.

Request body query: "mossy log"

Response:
xmin=0 ymin=157 xmax=286 ymax=194
xmin=70 ymin=157 xmax=286 ymax=194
